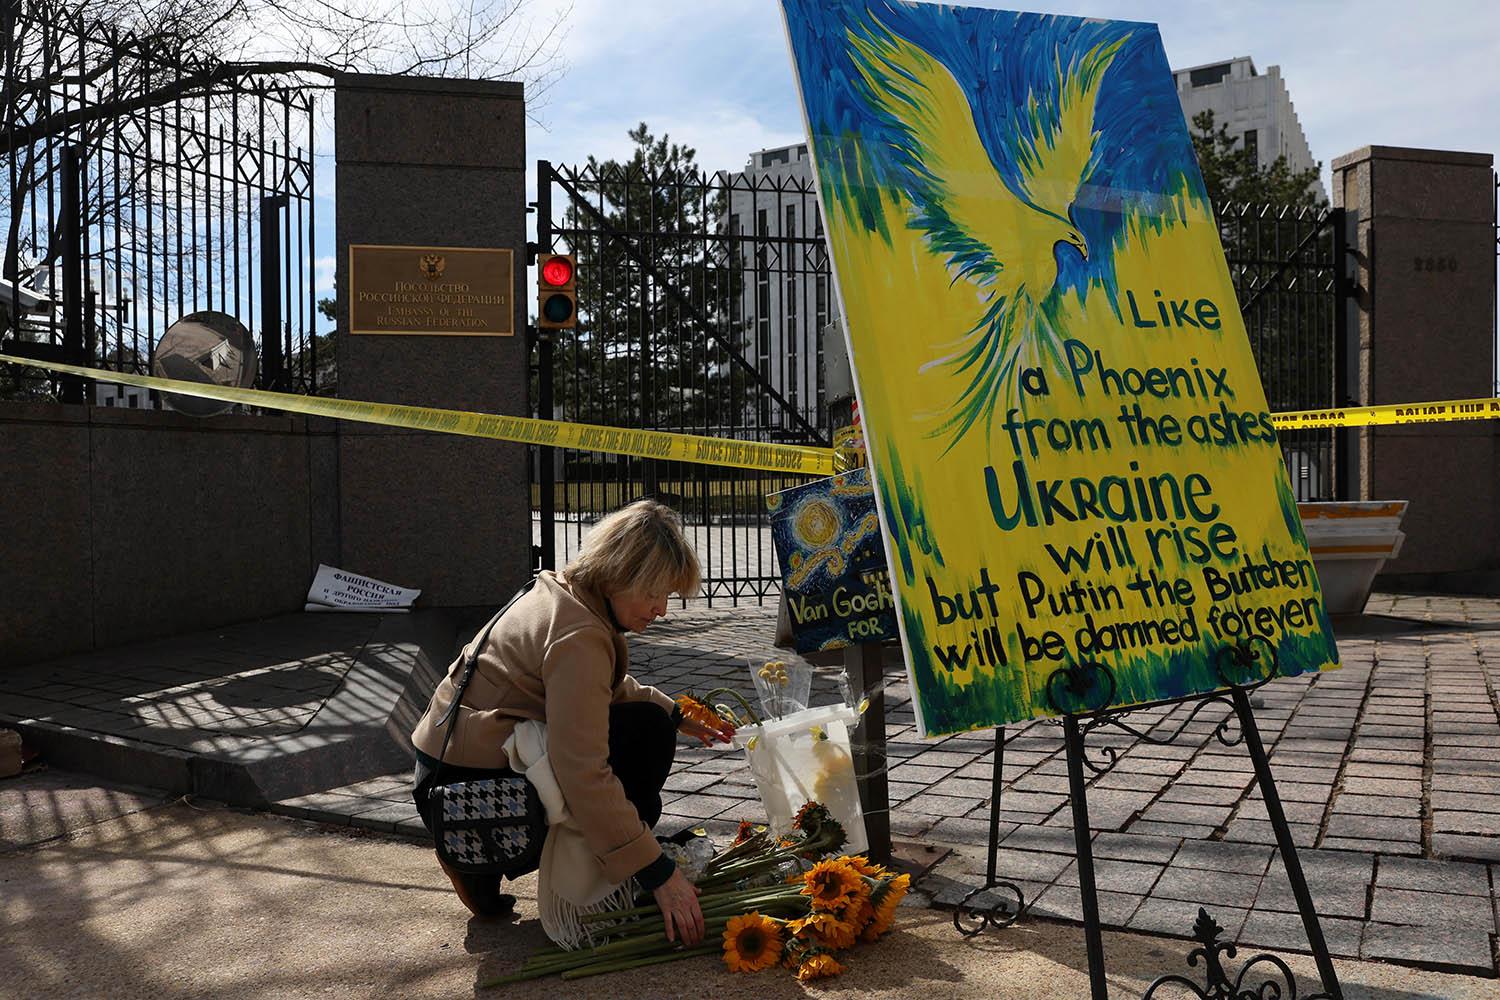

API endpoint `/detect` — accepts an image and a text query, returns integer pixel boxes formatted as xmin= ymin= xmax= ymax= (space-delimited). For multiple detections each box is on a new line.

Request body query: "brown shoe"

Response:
xmin=438 ymin=858 xmax=516 ymax=918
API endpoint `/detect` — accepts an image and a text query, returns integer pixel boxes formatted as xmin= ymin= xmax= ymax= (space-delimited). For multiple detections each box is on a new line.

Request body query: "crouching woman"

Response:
xmin=409 ymin=499 xmax=732 ymax=946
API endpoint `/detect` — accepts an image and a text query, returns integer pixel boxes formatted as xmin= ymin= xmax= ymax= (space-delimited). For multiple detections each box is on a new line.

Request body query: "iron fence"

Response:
xmin=1219 ymin=202 xmax=1342 ymax=503
xmin=1 ymin=0 xmax=318 ymax=405
xmin=537 ymin=164 xmax=1344 ymax=605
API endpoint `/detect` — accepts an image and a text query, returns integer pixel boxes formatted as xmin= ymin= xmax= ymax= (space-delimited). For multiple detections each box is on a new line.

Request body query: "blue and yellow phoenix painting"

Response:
xmin=780 ymin=1 xmax=1338 ymax=736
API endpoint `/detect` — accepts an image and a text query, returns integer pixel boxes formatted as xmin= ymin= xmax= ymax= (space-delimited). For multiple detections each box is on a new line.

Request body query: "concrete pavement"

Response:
xmin=3 ymin=776 xmax=1497 ymax=1000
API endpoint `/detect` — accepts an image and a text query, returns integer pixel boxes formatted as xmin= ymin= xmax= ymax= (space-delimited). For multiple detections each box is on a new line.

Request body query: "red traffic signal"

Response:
xmin=537 ymin=252 xmax=577 ymax=330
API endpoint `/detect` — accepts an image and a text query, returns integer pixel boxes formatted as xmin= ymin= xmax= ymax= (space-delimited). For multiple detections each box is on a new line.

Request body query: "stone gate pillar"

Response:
xmin=334 ymin=74 xmax=530 ymax=605
xmin=1332 ymin=146 xmax=1499 ymax=585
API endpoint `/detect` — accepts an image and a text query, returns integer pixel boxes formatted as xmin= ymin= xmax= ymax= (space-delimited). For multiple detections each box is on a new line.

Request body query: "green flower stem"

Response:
xmin=558 ymin=944 xmax=721 ymax=981
xmin=703 ymin=686 xmax=762 ymax=726
xmin=581 ymin=883 xmax=791 ymax=925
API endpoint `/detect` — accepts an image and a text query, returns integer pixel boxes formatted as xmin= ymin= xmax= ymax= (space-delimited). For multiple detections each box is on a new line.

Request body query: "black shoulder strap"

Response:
xmin=432 ymin=576 xmax=539 ymax=772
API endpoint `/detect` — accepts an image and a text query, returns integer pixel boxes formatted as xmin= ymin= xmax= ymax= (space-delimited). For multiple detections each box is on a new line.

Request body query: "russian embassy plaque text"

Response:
xmin=349 ymin=244 xmax=514 ymax=336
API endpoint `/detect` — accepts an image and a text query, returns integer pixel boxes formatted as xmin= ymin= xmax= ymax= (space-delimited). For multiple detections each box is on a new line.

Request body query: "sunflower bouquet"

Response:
xmin=483 ymin=802 xmax=910 ymax=986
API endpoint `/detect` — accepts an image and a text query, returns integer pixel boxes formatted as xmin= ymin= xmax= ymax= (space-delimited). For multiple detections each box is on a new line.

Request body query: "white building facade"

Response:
xmin=1172 ymin=56 xmax=1326 ymax=202
xmin=727 ymin=143 xmax=834 ymax=437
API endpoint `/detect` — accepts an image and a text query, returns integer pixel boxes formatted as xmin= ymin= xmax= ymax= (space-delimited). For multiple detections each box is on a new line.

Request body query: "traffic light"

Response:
xmin=537 ymin=252 xmax=577 ymax=330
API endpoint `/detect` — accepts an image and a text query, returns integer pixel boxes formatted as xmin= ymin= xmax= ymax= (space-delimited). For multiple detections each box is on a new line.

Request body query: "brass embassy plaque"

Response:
xmin=349 ymin=244 xmax=514 ymax=336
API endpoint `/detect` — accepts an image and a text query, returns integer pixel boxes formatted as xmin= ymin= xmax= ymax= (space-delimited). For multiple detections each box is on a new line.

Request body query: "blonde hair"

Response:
xmin=565 ymin=499 xmax=702 ymax=598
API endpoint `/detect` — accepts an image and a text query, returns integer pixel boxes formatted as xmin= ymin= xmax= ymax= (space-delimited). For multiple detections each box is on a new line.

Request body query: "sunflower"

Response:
xmin=809 ymin=912 xmax=859 ymax=950
xmin=801 ymin=858 xmax=864 ymax=912
xmin=722 ymin=912 xmax=783 ymax=973
xmin=846 ymin=896 xmax=876 ymax=936
xmin=845 ymin=855 xmax=892 ymax=879
xmin=795 ymin=953 xmax=846 ymax=981
xmin=861 ymin=873 xmax=911 ymax=942
xmin=675 ymin=693 xmax=726 ymax=730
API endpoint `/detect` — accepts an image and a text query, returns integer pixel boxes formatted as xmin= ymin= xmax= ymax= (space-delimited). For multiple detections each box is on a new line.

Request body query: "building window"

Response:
xmin=785 ymin=204 xmax=796 ymax=239
xmin=1242 ymin=129 xmax=1259 ymax=162
xmin=815 ymin=276 xmax=828 ymax=328
xmin=814 ymin=208 xmax=823 ymax=238
xmin=762 ymin=149 xmax=790 ymax=168
xmin=1189 ymin=63 xmax=1230 ymax=88
xmin=757 ymin=208 xmax=769 ymax=236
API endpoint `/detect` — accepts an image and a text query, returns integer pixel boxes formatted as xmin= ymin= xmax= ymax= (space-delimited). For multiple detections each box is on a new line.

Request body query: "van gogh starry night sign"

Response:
xmin=770 ymin=468 xmax=899 ymax=653
xmin=779 ymin=0 xmax=1339 ymax=736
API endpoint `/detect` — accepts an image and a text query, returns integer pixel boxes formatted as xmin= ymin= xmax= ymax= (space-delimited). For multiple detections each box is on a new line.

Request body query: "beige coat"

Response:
xmin=410 ymin=570 xmax=675 ymax=883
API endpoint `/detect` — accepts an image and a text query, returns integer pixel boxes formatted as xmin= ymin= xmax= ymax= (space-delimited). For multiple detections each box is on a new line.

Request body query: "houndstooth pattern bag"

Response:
xmin=427 ymin=580 xmax=547 ymax=877
xmin=430 ymin=775 xmax=546 ymax=875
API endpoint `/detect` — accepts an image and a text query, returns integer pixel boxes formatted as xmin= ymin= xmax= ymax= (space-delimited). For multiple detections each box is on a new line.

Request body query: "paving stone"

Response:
xmin=1331 ymin=792 xmax=1422 ymax=817
xmin=1431 ymin=791 xmax=1500 ymax=814
xmin=1323 ymin=814 xmax=1421 ymax=842
xmin=1337 ymin=776 xmax=1424 ymax=799
xmin=1030 ymin=882 xmax=1144 ymax=926
xmin=1318 ymin=837 xmax=1421 ymax=856
xmin=1434 ymin=810 xmax=1500 ymax=837
xmin=1360 ymin=921 xmax=1496 ymax=973
xmin=1239 ymin=908 xmax=1364 ymax=959
xmin=889 ymin=762 xmax=955 ymax=784
xmin=977 ymin=846 xmax=1073 ymax=883
xmin=1129 ymin=897 xmax=1247 ymax=940
xmin=1138 ymin=801 xmax=1233 ymax=827
xmin=1093 ymin=770 xmax=1174 ymax=792
xmin=911 ymin=749 xmax=986 ymax=769
xmin=1369 ymin=886 xmax=1496 ymax=929
xmin=1428 ymin=777 xmax=1500 ymax=799
xmin=1151 ymin=865 xmax=1263 ymax=908
xmin=926 ymin=815 xmax=1016 ymax=848
xmin=1170 ymin=839 xmax=1275 ymax=876
xmin=662 ymin=770 xmax=722 ymax=793
xmin=909 ymin=793 xmax=989 ymax=818
xmin=990 ymin=790 xmax=1068 ymax=814
xmin=1375 ymin=856 xmax=1491 ymax=896
xmin=348 ymin=801 xmax=421 ymax=833
xmin=1002 ymin=825 xmax=1080 ymax=855
xmin=1159 ymin=782 xmax=1245 ymax=805
xmin=930 ymin=776 xmax=999 ymax=800
xmin=1433 ymin=833 xmax=1500 ymax=863
xmin=1433 ymin=758 xmax=1500 ymax=778
xmin=1222 ymin=818 xmax=1318 ymax=849
xmin=1128 ymin=820 xmax=1219 ymax=840
xmin=1233 ymin=798 xmax=1327 ymax=825
xmin=1076 ymin=831 xmax=1178 ymax=867
xmin=1257 ymin=851 xmax=1374 ymax=919
xmin=1054 ymin=856 xmax=1164 ymax=896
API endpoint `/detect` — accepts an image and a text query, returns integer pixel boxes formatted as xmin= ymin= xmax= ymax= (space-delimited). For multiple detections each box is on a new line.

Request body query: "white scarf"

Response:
xmin=502 ymin=720 xmax=638 ymax=948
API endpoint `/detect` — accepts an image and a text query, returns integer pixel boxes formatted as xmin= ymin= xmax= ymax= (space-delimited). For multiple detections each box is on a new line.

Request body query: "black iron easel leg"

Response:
xmin=986 ymin=724 xmax=1006 ymax=884
xmin=1064 ymin=714 xmax=1110 ymax=1000
xmin=1230 ymin=686 xmax=1344 ymax=1000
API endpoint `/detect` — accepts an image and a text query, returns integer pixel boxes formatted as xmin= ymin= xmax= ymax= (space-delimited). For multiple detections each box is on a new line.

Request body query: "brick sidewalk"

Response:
xmin=627 ymin=593 xmax=1500 ymax=975
xmin=150 ymin=592 xmax=1500 ymax=976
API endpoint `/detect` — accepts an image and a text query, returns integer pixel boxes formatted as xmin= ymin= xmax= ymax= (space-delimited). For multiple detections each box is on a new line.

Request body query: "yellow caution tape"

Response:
xmin=0 ymin=353 xmax=838 ymax=476
xmin=4 ymin=354 xmax=1498 ymax=471
xmin=1271 ymin=396 xmax=1500 ymax=430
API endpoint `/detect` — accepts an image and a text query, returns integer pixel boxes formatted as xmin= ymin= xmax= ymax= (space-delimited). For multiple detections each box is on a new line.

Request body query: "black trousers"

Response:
xmin=412 ymin=700 xmax=678 ymax=862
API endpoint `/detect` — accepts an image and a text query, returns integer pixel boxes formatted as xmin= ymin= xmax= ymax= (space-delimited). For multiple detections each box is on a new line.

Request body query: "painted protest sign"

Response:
xmin=780 ymin=1 xmax=1339 ymax=735
xmin=770 ymin=467 xmax=898 ymax=653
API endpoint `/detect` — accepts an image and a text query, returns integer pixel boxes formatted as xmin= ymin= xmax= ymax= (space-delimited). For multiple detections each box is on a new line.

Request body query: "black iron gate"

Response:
xmin=1 ymin=0 xmax=318 ymax=404
xmin=534 ymin=156 xmax=1347 ymax=604
xmin=534 ymin=157 xmax=834 ymax=603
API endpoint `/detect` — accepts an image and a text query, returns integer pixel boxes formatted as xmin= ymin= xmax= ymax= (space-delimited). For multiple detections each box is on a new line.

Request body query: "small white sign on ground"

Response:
xmin=305 ymin=564 xmax=421 ymax=613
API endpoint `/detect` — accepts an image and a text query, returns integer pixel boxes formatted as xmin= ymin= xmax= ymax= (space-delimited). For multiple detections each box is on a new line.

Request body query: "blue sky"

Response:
xmin=313 ymin=0 xmax=1500 ymax=306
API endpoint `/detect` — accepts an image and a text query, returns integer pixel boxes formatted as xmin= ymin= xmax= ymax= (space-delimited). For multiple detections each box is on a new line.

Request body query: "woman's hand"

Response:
xmin=652 ymin=868 xmax=705 ymax=946
xmin=678 ymin=715 xmax=734 ymax=746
